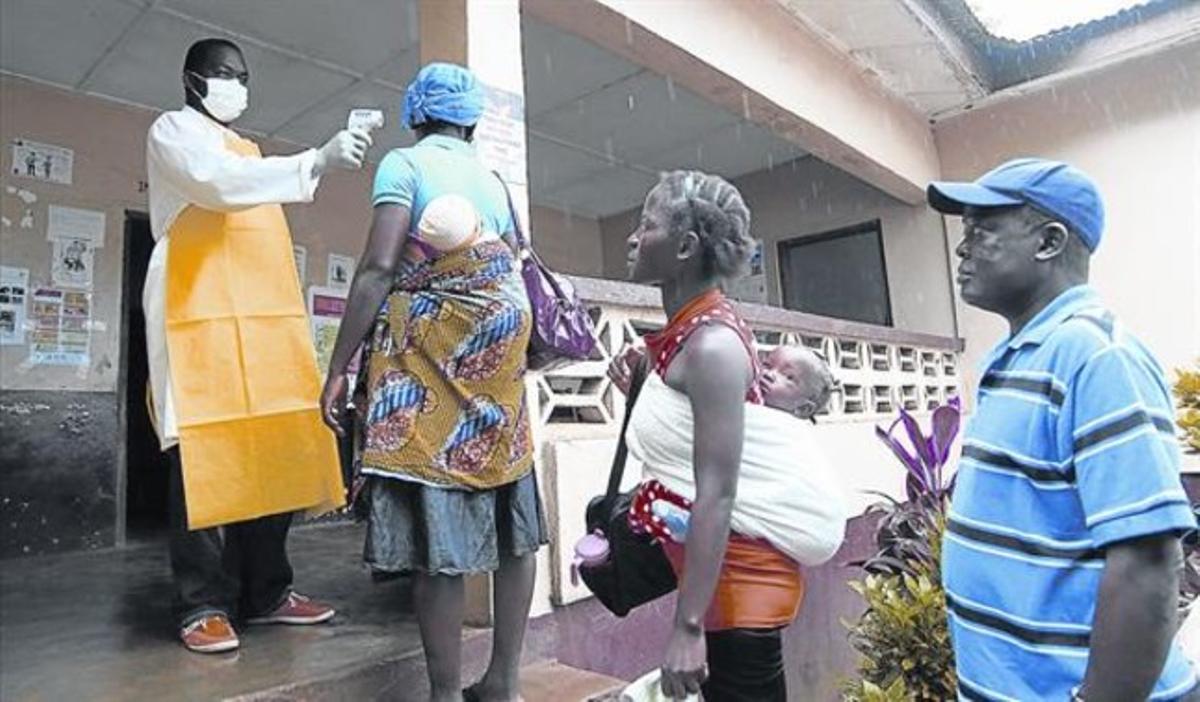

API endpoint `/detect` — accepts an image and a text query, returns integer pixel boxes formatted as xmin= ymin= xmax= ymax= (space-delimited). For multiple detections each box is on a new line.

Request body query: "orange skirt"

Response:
xmin=664 ymin=534 xmax=805 ymax=631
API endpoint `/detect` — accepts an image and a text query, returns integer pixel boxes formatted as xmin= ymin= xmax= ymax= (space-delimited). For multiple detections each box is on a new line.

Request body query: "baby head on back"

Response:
xmin=760 ymin=345 xmax=837 ymax=421
xmin=417 ymin=193 xmax=483 ymax=252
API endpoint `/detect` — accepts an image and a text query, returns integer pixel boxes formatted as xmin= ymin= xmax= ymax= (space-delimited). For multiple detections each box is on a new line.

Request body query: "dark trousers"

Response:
xmin=702 ymin=627 xmax=787 ymax=702
xmin=167 ymin=448 xmax=293 ymax=627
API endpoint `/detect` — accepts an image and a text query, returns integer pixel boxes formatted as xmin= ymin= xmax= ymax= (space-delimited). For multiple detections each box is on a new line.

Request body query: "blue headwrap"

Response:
xmin=402 ymin=62 xmax=485 ymax=129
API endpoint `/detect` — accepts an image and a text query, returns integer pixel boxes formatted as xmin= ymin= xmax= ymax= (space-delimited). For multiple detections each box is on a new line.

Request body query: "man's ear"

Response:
xmin=183 ymin=71 xmax=206 ymax=98
xmin=1034 ymin=221 xmax=1070 ymax=262
xmin=676 ymin=230 xmax=701 ymax=262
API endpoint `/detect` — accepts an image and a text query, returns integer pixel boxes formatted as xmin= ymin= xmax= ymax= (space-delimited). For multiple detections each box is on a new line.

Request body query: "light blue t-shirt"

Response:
xmin=371 ymin=134 xmax=515 ymax=243
xmin=943 ymin=285 xmax=1197 ymax=701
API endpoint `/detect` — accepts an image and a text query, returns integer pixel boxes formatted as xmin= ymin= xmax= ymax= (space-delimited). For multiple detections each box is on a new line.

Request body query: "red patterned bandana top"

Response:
xmin=642 ymin=288 xmax=763 ymax=404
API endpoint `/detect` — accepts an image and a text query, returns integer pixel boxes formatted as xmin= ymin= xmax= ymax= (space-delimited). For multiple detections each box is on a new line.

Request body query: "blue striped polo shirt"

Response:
xmin=943 ymin=285 xmax=1197 ymax=701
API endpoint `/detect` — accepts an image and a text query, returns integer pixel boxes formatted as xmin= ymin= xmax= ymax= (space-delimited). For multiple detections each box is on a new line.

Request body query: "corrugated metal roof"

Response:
xmin=926 ymin=0 xmax=1198 ymax=91
xmin=964 ymin=0 xmax=1164 ymax=43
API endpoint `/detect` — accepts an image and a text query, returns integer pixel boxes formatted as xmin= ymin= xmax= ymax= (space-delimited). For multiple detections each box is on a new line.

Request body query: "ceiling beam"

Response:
xmin=149 ymin=4 xmax=417 ymax=86
xmin=140 ymin=5 xmax=418 ymax=135
xmin=76 ymin=0 xmax=161 ymax=92
xmin=527 ymin=67 xmax=649 ymax=120
xmin=524 ymin=0 xmax=939 ymax=204
xmin=267 ymin=44 xmax=417 ymax=139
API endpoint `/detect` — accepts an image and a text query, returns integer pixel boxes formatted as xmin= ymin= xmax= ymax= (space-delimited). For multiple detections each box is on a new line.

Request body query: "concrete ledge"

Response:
xmin=567 ymin=275 xmax=965 ymax=351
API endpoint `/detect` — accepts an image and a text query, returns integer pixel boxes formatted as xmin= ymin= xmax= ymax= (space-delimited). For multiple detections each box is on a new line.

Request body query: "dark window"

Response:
xmin=777 ymin=220 xmax=893 ymax=327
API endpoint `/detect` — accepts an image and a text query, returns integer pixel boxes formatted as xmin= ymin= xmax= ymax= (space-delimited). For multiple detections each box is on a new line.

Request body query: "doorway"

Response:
xmin=120 ymin=211 xmax=169 ymax=541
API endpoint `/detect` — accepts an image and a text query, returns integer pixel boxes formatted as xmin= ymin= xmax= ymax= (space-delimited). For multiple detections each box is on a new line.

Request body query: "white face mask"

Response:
xmin=189 ymin=73 xmax=248 ymax=123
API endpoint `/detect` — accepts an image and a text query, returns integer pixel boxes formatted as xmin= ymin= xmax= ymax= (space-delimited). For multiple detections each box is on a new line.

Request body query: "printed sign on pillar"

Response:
xmin=476 ymin=84 xmax=527 ymax=186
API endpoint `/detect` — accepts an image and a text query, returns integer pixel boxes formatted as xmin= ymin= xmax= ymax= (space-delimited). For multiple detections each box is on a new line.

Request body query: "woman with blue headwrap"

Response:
xmin=320 ymin=62 xmax=544 ymax=702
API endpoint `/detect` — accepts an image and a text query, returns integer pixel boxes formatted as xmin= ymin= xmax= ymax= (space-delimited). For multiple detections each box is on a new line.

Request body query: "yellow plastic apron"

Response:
xmin=166 ymin=133 xmax=344 ymax=529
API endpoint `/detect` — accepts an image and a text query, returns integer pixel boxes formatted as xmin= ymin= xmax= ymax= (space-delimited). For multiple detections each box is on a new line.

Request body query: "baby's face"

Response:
xmin=761 ymin=346 xmax=824 ymax=418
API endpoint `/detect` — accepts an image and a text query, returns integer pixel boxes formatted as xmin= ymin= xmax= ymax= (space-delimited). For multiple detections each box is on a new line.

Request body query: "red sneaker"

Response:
xmin=180 ymin=614 xmax=240 ymax=654
xmin=245 ymin=591 xmax=335 ymax=625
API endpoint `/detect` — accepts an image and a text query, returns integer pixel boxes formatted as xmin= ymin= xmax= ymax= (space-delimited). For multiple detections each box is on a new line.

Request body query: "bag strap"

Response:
xmin=493 ymin=171 xmax=530 ymax=250
xmin=493 ymin=172 xmax=573 ymax=300
xmin=604 ymin=355 xmax=651 ymax=504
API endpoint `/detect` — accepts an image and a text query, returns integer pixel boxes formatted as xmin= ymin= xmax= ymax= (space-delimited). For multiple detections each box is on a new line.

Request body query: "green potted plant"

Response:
xmin=1176 ymin=362 xmax=1200 ymax=454
xmin=842 ymin=398 xmax=961 ymax=701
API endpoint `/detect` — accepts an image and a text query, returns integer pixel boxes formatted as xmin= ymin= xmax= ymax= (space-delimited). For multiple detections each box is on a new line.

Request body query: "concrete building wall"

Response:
xmin=0 ymin=76 xmax=374 ymax=556
xmin=736 ymin=158 xmax=955 ymax=337
xmin=530 ymin=205 xmax=605 ymax=277
xmin=934 ymin=42 xmax=1200 ymax=397
xmin=599 ymin=207 xmax=638 ymax=281
xmin=0 ymin=78 xmax=149 ymax=394
xmin=596 ymin=157 xmax=958 ymax=337
xmin=0 ymin=76 xmax=376 ymax=393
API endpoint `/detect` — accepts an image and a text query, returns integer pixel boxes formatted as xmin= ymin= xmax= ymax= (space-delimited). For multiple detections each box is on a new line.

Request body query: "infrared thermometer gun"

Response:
xmin=347 ymin=109 xmax=384 ymax=133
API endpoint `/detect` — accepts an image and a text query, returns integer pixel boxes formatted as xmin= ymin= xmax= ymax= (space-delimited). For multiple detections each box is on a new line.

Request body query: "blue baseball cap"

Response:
xmin=927 ymin=158 xmax=1105 ymax=251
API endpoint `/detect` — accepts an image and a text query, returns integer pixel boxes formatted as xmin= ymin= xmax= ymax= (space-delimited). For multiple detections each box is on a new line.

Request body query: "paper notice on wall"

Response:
xmin=29 ymin=288 xmax=90 ymax=365
xmin=48 ymin=205 xmax=105 ymax=247
xmin=0 ymin=266 xmax=30 ymax=346
xmin=476 ymin=84 xmax=528 ymax=186
xmin=10 ymin=139 xmax=74 ymax=186
xmin=293 ymin=244 xmax=308 ymax=284
xmin=308 ymin=286 xmax=346 ymax=375
xmin=727 ymin=240 xmax=767 ymax=304
xmin=51 ymin=238 xmax=95 ymax=289
xmin=326 ymin=254 xmax=354 ymax=291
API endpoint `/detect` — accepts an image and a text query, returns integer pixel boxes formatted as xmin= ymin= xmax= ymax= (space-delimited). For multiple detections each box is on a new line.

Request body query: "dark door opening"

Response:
xmin=121 ymin=212 xmax=170 ymax=541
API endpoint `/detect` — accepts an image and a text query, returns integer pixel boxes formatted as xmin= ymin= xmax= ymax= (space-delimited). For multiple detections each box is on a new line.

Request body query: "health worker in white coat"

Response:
xmin=144 ymin=37 xmax=370 ymax=654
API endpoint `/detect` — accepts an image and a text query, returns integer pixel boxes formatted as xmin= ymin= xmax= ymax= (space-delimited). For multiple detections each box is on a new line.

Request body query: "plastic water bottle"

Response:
xmin=570 ymin=531 xmax=610 ymax=586
xmin=651 ymin=500 xmax=691 ymax=542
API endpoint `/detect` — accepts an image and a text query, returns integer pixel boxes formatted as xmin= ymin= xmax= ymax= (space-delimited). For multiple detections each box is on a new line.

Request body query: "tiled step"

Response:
xmin=521 ymin=661 xmax=626 ymax=702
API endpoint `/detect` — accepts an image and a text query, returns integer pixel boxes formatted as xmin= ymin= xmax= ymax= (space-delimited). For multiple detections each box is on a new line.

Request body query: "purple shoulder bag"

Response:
xmin=495 ymin=175 xmax=597 ymax=371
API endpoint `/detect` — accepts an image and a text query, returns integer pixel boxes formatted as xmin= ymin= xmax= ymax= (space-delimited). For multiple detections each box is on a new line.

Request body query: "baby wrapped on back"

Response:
xmin=627 ymin=345 xmax=849 ymax=566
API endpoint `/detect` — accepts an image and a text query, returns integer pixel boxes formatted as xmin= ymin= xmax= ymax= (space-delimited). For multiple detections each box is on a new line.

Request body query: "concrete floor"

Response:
xmin=0 ymin=521 xmax=441 ymax=702
xmin=0 ymin=519 xmax=639 ymax=701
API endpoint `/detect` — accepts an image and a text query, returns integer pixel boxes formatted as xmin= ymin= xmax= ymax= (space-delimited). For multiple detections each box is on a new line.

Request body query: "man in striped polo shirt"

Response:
xmin=929 ymin=158 xmax=1197 ymax=701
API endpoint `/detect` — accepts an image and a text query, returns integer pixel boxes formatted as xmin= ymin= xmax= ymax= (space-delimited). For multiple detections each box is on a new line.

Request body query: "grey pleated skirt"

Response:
xmin=363 ymin=469 xmax=548 ymax=577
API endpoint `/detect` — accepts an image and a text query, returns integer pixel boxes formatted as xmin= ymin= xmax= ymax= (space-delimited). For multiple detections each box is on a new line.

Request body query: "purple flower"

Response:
xmin=875 ymin=397 xmax=961 ymax=503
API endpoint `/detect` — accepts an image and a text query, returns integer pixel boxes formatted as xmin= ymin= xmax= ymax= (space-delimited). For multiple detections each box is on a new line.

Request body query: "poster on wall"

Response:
xmin=28 ymin=287 xmax=90 ymax=366
xmin=10 ymin=139 xmax=74 ymax=186
xmin=308 ymin=286 xmax=346 ymax=375
xmin=51 ymin=238 xmax=95 ymax=289
xmin=476 ymin=84 xmax=528 ymax=186
xmin=293 ymin=244 xmax=308 ymax=284
xmin=47 ymin=205 xmax=105 ymax=247
xmin=727 ymin=240 xmax=767 ymax=304
xmin=0 ymin=266 xmax=30 ymax=346
xmin=326 ymin=253 xmax=354 ymax=291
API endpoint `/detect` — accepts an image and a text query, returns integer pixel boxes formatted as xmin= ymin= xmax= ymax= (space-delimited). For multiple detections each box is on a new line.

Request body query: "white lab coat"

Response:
xmin=144 ymin=106 xmax=321 ymax=449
